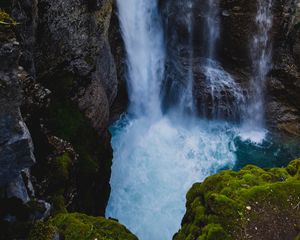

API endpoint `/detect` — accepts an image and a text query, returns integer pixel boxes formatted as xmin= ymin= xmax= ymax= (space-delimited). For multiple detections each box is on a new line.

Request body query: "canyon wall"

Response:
xmin=160 ymin=0 xmax=300 ymax=136
xmin=0 ymin=0 xmax=127 ymax=238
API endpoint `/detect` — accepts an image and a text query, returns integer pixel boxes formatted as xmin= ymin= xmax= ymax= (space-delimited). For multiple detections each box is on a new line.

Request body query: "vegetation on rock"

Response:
xmin=29 ymin=221 xmax=57 ymax=240
xmin=174 ymin=159 xmax=300 ymax=240
xmin=29 ymin=213 xmax=138 ymax=240
xmin=0 ymin=9 xmax=17 ymax=27
xmin=42 ymin=74 xmax=112 ymax=215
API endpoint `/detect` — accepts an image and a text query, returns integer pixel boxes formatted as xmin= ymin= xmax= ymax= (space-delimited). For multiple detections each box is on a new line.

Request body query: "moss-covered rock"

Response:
xmin=46 ymin=213 xmax=138 ymax=240
xmin=29 ymin=221 xmax=57 ymax=240
xmin=174 ymin=159 xmax=300 ymax=240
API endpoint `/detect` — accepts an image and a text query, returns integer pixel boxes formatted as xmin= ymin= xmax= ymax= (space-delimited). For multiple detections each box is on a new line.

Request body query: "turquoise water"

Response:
xmin=233 ymin=134 xmax=300 ymax=170
xmin=107 ymin=114 xmax=300 ymax=240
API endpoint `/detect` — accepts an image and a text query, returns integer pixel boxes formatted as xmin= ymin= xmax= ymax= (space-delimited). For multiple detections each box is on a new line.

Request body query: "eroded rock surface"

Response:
xmin=0 ymin=40 xmax=35 ymax=187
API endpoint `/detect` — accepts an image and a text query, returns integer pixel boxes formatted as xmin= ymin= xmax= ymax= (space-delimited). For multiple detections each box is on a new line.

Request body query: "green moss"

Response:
xmin=294 ymin=234 xmax=300 ymax=240
xmin=48 ymin=101 xmax=84 ymax=141
xmin=174 ymin=159 xmax=300 ymax=240
xmin=29 ymin=221 xmax=57 ymax=240
xmin=51 ymin=195 xmax=67 ymax=215
xmin=199 ymin=224 xmax=231 ymax=240
xmin=53 ymin=153 xmax=72 ymax=182
xmin=0 ymin=9 xmax=17 ymax=27
xmin=44 ymin=73 xmax=112 ymax=214
xmin=49 ymin=213 xmax=138 ymax=240
xmin=44 ymin=152 xmax=73 ymax=199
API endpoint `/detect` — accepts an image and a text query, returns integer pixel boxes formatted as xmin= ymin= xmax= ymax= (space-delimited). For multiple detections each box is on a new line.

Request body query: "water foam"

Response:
xmin=107 ymin=115 xmax=237 ymax=240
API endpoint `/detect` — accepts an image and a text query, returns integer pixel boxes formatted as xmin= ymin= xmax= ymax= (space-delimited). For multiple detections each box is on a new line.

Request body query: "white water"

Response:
xmin=117 ymin=0 xmax=165 ymax=119
xmin=203 ymin=60 xmax=245 ymax=120
xmin=201 ymin=0 xmax=245 ymax=120
xmin=107 ymin=0 xmax=272 ymax=239
xmin=179 ymin=0 xmax=195 ymax=115
xmin=204 ymin=0 xmax=220 ymax=60
xmin=242 ymin=0 xmax=273 ymax=142
xmin=108 ymin=115 xmax=237 ymax=240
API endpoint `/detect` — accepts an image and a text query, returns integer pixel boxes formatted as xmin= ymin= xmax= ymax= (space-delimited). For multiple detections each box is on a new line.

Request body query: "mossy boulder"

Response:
xmin=29 ymin=221 xmax=57 ymax=240
xmin=29 ymin=213 xmax=138 ymax=240
xmin=174 ymin=159 xmax=300 ymax=240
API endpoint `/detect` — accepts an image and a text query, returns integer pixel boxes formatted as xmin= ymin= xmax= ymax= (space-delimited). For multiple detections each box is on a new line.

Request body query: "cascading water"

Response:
xmin=179 ymin=0 xmax=195 ymax=115
xmin=241 ymin=0 xmax=273 ymax=142
xmin=106 ymin=0 xmax=290 ymax=240
xmin=203 ymin=60 xmax=245 ymax=120
xmin=107 ymin=1 xmax=237 ymax=239
xmin=116 ymin=0 xmax=165 ymax=119
xmin=201 ymin=0 xmax=245 ymax=120
xmin=204 ymin=0 xmax=219 ymax=61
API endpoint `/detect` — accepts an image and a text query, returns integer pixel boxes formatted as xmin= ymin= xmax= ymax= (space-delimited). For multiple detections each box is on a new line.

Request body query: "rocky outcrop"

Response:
xmin=174 ymin=159 xmax=300 ymax=240
xmin=0 ymin=32 xmax=35 ymax=188
xmin=3 ymin=0 xmax=120 ymax=217
xmin=0 ymin=1 xmax=127 ymax=238
xmin=35 ymin=0 xmax=117 ymax=132
xmin=266 ymin=0 xmax=300 ymax=136
xmin=29 ymin=213 xmax=138 ymax=240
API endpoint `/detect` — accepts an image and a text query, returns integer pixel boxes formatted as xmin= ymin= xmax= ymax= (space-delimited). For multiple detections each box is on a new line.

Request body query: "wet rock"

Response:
xmin=11 ymin=0 xmax=38 ymax=77
xmin=29 ymin=200 xmax=51 ymax=220
xmin=0 ymin=40 xmax=35 ymax=187
xmin=6 ymin=174 xmax=30 ymax=203
xmin=160 ymin=0 xmax=300 ymax=136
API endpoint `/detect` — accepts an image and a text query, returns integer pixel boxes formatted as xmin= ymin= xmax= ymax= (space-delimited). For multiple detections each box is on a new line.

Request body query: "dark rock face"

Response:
xmin=8 ymin=0 xmax=120 ymax=217
xmin=11 ymin=0 xmax=38 ymax=77
xmin=29 ymin=0 xmax=117 ymax=215
xmin=266 ymin=0 xmax=300 ymax=136
xmin=0 ymin=41 xmax=35 ymax=187
xmin=35 ymin=0 xmax=117 ymax=132
xmin=1 ymin=0 xmax=122 ymax=223
xmin=160 ymin=0 xmax=249 ymax=119
xmin=108 ymin=5 xmax=128 ymax=122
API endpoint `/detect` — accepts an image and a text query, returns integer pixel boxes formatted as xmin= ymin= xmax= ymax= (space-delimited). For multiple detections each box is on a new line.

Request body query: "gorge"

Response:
xmin=0 ymin=0 xmax=300 ymax=239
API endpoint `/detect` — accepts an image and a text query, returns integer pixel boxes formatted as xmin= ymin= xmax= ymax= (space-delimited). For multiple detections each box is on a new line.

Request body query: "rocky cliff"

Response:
xmin=160 ymin=0 xmax=300 ymax=136
xmin=0 ymin=16 xmax=35 ymax=199
xmin=0 ymin=0 xmax=128 ymax=239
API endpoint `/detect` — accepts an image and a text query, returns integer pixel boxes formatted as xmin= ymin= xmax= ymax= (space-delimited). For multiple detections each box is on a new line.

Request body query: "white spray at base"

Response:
xmin=107 ymin=0 xmax=273 ymax=239
xmin=107 ymin=115 xmax=237 ymax=240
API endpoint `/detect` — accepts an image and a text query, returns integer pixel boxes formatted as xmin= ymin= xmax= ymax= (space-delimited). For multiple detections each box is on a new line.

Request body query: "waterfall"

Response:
xmin=107 ymin=1 xmax=237 ymax=239
xmin=179 ymin=0 xmax=195 ymax=115
xmin=201 ymin=0 xmax=245 ymax=120
xmin=241 ymin=0 xmax=273 ymax=142
xmin=104 ymin=0 xmax=291 ymax=238
xmin=204 ymin=0 xmax=220 ymax=61
xmin=117 ymin=0 xmax=165 ymax=119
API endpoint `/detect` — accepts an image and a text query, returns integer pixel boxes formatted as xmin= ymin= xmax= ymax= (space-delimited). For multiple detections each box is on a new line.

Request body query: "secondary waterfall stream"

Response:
xmin=241 ymin=0 xmax=273 ymax=142
xmin=106 ymin=1 xmax=284 ymax=240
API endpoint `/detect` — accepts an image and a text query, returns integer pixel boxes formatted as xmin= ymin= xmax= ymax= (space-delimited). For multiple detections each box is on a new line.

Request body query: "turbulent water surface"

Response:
xmin=108 ymin=115 xmax=238 ymax=240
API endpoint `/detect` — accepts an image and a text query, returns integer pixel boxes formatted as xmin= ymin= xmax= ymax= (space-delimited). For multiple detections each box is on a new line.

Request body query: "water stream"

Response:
xmin=241 ymin=0 xmax=273 ymax=142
